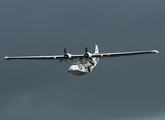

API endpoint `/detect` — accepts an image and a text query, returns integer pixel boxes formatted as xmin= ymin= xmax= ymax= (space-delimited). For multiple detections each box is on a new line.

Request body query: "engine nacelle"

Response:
xmin=59 ymin=48 xmax=73 ymax=62
xmin=84 ymin=52 xmax=92 ymax=59
xmin=64 ymin=53 xmax=72 ymax=59
xmin=66 ymin=53 xmax=72 ymax=59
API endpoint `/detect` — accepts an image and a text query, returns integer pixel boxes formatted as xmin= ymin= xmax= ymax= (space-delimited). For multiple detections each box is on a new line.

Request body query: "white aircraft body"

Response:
xmin=4 ymin=45 xmax=159 ymax=76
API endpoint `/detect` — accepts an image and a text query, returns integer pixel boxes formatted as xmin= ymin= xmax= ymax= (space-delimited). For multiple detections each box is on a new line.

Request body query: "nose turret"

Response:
xmin=68 ymin=64 xmax=87 ymax=76
xmin=68 ymin=65 xmax=79 ymax=73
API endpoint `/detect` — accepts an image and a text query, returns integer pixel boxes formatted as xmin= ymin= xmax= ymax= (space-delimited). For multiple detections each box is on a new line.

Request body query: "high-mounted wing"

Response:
xmin=4 ymin=55 xmax=63 ymax=60
xmin=4 ymin=50 xmax=158 ymax=60
xmin=92 ymin=50 xmax=159 ymax=58
xmin=4 ymin=45 xmax=159 ymax=61
xmin=4 ymin=54 xmax=88 ymax=60
xmin=4 ymin=48 xmax=83 ymax=61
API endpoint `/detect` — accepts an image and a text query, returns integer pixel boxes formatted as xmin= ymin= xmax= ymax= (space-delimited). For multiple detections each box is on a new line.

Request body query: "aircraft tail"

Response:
xmin=94 ymin=45 xmax=99 ymax=53
xmin=92 ymin=45 xmax=99 ymax=65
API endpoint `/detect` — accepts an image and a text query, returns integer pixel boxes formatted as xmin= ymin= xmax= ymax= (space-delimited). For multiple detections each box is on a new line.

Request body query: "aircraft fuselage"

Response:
xmin=68 ymin=58 xmax=99 ymax=76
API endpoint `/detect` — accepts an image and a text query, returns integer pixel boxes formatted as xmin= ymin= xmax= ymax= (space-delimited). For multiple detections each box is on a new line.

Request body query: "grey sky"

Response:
xmin=1 ymin=0 xmax=165 ymax=120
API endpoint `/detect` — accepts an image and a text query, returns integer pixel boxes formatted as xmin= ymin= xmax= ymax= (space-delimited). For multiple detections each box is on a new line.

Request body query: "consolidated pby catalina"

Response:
xmin=4 ymin=45 xmax=159 ymax=76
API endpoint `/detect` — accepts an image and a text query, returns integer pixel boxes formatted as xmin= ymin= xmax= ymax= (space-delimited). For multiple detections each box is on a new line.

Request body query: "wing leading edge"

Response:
xmin=4 ymin=50 xmax=159 ymax=60
xmin=92 ymin=50 xmax=159 ymax=58
xmin=4 ymin=55 xmax=63 ymax=60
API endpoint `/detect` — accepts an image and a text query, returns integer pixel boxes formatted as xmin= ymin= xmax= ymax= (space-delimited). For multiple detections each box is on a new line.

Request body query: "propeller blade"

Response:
xmin=84 ymin=47 xmax=93 ymax=61
xmin=69 ymin=58 xmax=73 ymax=61
xmin=59 ymin=58 xmax=64 ymax=62
xmin=64 ymin=48 xmax=67 ymax=54
xmin=85 ymin=47 xmax=88 ymax=53
xmin=59 ymin=48 xmax=72 ymax=62
xmin=59 ymin=48 xmax=67 ymax=62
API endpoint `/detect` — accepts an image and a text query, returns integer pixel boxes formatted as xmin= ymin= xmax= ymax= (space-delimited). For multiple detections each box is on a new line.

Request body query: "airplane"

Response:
xmin=4 ymin=45 xmax=159 ymax=76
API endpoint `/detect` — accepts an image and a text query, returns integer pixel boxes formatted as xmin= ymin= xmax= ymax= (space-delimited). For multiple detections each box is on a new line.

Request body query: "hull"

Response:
xmin=68 ymin=70 xmax=88 ymax=76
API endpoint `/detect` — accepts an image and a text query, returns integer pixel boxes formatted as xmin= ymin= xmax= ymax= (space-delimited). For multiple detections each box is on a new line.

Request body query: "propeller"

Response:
xmin=84 ymin=47 xmax=93 ymax=60
xmin=59 ymin=48 xmax=72 ymax=62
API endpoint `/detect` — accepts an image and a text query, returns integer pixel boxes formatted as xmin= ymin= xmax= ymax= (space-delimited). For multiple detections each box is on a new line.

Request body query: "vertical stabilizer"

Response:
xmin=94 ymin=45 xmax=99 ymax=53
xmin=92 ymin=45 xmax=100 ymax=66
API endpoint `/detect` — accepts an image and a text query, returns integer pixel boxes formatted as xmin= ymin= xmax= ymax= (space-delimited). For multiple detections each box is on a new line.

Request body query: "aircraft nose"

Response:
xmin=68 ymin=65 xmax=78 ymax=72
xmin=68 ymin=66 xmax=74 ymax=72
xmin=68 ymin=67 xmax=72 ymax=72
